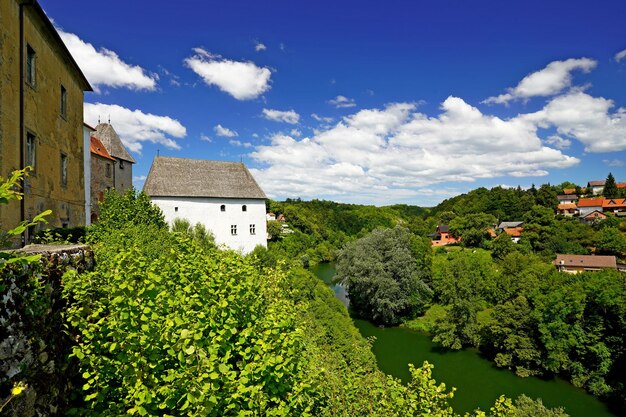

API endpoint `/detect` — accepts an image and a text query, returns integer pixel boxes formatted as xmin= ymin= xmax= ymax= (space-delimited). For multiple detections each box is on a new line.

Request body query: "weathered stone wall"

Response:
xmin=1 ymin=244 xmax=93 ymax=416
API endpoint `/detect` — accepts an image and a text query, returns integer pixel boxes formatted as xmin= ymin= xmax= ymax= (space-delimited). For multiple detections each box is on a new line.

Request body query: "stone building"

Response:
xmin=89 ymin=136 xmax=116 ymax=222
xmin=0 ymin=0 xmax=92 ymax=243
xmin=91 ymin=123 xmax=135 ymax=193
xmin=143 ymin=156 xmax=268 ymax=254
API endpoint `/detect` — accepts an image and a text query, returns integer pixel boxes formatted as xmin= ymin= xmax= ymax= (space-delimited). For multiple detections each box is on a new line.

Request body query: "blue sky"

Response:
xmin=43 ymin=0 xmax=626 ymax=206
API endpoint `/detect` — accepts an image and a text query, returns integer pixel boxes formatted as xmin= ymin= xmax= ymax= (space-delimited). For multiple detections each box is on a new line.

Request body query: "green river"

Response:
xmin=310 ymin=263 xmax=617 ymax=417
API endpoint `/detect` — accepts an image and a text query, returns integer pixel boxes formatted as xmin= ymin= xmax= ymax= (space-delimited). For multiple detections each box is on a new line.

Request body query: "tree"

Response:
xmin=603 ymin=172 xmax=618 ymax=198
xmin=595 ymin=227 xmax=626 ymax=256
xmin=448 ymin=213 xmax=497 ymax=248
xmin=266 ymin=220 xmax=283 ymax=241
xmin=335 ymin=226 xmax=433 ymax=325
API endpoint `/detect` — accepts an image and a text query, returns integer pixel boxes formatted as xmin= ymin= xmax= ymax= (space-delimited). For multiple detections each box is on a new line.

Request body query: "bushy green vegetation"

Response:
xmin=421 ymin=248 xmax=626 ymax=412
xmin=335 ymin=226 xmax=433 ymax=325
xmin=63 ymin=190 xmax=550 ymax=416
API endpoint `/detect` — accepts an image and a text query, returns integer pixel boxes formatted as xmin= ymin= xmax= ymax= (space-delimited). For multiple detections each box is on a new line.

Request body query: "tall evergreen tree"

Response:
xmin=603 ymin=172 xmax=618 ymax=197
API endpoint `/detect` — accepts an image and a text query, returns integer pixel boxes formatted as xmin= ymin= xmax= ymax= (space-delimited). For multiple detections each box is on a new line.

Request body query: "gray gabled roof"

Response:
xmin=498 ymin=221 xmax=524 ymax=229
xmin=143 ymin=156 xmax=267 ymax=199
xmin=92 ymin=123 xmax=136 ymax=163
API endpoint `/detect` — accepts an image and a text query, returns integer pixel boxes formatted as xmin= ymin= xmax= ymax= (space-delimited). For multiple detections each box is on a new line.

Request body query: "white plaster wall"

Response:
xmin=83 ymin=126 xmax=91 ymax=226
xmin=150 ymin=196 xmax=267 ymax=254
xmin=578 ymin=206 xmax=602 ymax=217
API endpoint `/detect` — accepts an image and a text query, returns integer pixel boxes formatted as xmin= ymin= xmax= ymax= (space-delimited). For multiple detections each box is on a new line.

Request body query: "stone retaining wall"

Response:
xmin=1 ymin=244 xmax=93 ymax=416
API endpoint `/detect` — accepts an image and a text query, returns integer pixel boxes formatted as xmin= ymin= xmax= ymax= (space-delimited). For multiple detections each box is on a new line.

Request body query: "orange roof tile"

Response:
xmin=617 ymin=183 xmax=626 ymax=189
xmin=90 ymin=136 xmax=116 ymax=161
xmin=562 ymin=188 xmax=577 ymax=195
xmin=577 ymin=197 xmax=604 ymax=207
xmin=504 ymin=227 xmax=523 ymax=237
xmin=602 ymin=198 xmax=626 ymax=209
xmin=558 ymin=203 xmax=577 ymax=210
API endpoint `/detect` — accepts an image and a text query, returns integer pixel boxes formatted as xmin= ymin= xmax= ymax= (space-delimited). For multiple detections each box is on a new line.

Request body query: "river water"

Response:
xmin=310 ymin=263 xmax=616 ymax=417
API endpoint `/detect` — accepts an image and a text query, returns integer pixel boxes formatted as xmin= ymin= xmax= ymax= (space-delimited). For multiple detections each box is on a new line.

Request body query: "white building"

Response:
xmin=143 ymin=156 xmax=267 ymax=254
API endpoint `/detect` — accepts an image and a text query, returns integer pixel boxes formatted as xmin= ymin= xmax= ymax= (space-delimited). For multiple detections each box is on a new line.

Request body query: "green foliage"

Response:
xmin=511 ymin=395 xmax=568 ymax=417
xmin=595 ymin=227 xmax=626 ymax=256
xmin=336 ymin=226 xmax=433 ymax=325
xmin=267 ymin=220 xmax=283 ymax=241
xmin=171 ymin=218 xmax=216 ymax=250
xmin=88 ymin=188 xmax=166 ymax=243
xmin=34 ymin=226 xmax=86 ymax=244
xmin=449 ymin=213 xmax=497 ymax=248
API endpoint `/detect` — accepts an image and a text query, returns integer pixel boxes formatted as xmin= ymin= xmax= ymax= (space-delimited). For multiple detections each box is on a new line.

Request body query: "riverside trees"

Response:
xmin=335 ymin=226 xmax=433 ymax=325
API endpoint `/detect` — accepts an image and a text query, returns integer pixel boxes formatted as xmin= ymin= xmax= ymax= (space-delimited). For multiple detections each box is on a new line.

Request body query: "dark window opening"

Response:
xmin=242 ymin=205 xmax=247 ymax=212
xmin=220 ymin=204 xmax=226 ymax=212
xmin=26 ymin=132 xmax=36 ymax=171
xmin=60 ymin=85 xmax=67 ymax=118
xmin=26 ymin=44 xmax=36 ymax=86
xmin=231 ymin=225 xmax=237 ymax=235
xmin=60 ymin=153 xmax=68 ymax=188
xmin=250 ymin=224 xmax=256 ymax=235
xmin=174 ymin=207 xmax=179 ymax=212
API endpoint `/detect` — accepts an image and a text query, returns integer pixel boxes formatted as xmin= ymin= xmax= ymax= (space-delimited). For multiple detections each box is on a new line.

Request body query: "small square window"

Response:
xmin=60 ymin=153 xmax=68 ymax=187
xmin=60 ymin=85 xmax=67 ymax=118
xmin=250 ymin=224 xmax=256 ymax=235
xmin=174 ymin=207 xmax=179 ymax=212
xmin=26 ymin=44 xmax=36 ymax=86
xmin=242 ymin=205 xmax=247 ymax=212
xmin=231 ymin=225 xmax=237 ymax=235
xmin=221 ymin=205 xmax=226 ymax=212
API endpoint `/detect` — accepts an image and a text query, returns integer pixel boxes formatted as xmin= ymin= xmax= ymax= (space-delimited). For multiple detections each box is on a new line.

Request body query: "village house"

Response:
xmin=497 ymin=221 xmax=523 ymax=231
xmin=0 ymin=0 xmax=92 ymax=244
xmin=143 ymin=156 xmax=267 ymax=254
xmin=562 ymin=188 xmax=577 ymax=195
xmin=554 ymin=254 xmax=618 ymax=274
xmin=587 ymin=180 xmax=606 ymax=196
xmin=557 ymin=203 xmax=577 ymax=217
xmin=576 ymin=197 xmax=604 ymax=217
xmin=557 ymin=194 xmax=577 ymax=205
xmin=503 ymin=227 xmax=523 ymax=243
xmin=91 ymin=123 xmax=135 ymax=193
xmin=581 ymin=210 xmax=607 ymax=224
xmin=430 ymin=224 xmax=460 ymax=246
xmin=602 ymin=198 xmax=626 ymax=217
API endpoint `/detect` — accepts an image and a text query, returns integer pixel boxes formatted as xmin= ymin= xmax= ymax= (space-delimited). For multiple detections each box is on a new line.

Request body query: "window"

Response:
xmin=242 ymin=205 xmax=247 ymax=212
xmin=220 ymin=204 xmax=226 ymax=212
xmin=60 ymin=153 xmax=68 ymax=187
xmin=26 ymin=132 xmax=36 ymax=171
xmin=105 ymin=163 xmax=111 ymax=178
xmin=174 ymin=207 xmax=179 ymax=212
xmin=60 ymin=85 xmax=67 ymax=118
xmin=231 ymin=225 xmax=237 ymax=235
xmin=119 ymin=160 xmax=124 ymax=169
xmin=250 ymin=224 xmax=256 ymax=235
xmin=26 ymin=44 xmax=35 ymax=86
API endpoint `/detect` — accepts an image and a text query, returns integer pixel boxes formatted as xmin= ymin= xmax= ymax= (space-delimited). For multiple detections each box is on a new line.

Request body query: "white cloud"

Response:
xmin=58 ymin=29 xmax=157 ymax=92
xmin=229 ymin=140 xmax=253 ymax=148
xmin=524 ymin=91 xmax=626 ymax=152
xmin=290 ymin=129 xmax=302 ymax=137
xmin=603 ymin=159 xmax=624 ymax=167
xmin=262 ymin=108 xmax=300 ymax=124
xmin=483 ymin=58 xmax=597 ymax=104
xmin=214 ymin=124 xmax=238 ymax=137
xmin=200 ymin=134 xmax=212 ymax=142
xmin=254 ymin=41 xmax=267 ymax=52
xmin=185 ymin=48 xmax=271 ymax=100
xmin=250 ymin=99 xmax=578 ymax=202
xmin=311 ymin=113 xmax=334 ymax=123
xmin=328 ymin=95 xmax=357 ymax=108
xmin=615 ymin=48 xmax=626 ymax=62
xmin=544 ymin=135 xmax=571 ymax=150
xmin=84 ymin=103 xmax=186 ymax=153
